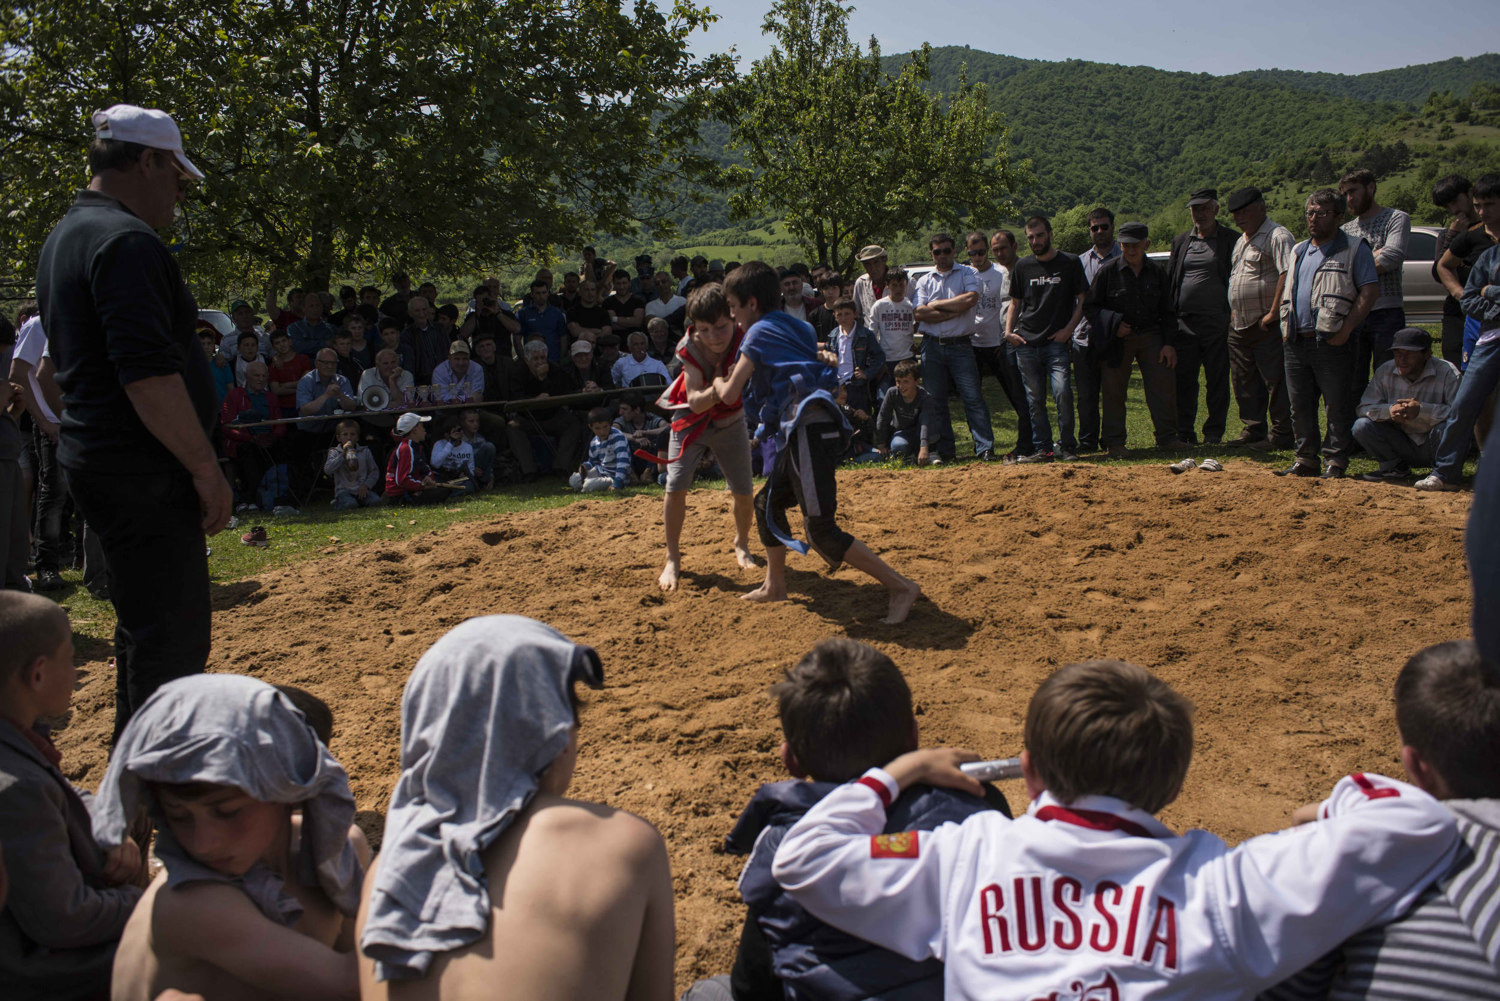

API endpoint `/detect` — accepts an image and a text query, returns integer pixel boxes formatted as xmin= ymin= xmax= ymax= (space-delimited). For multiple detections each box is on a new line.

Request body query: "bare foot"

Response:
xmin=658 ymin=559 xmax=680 ymax=591
xmin=882 ymin=580 xmax=922 ymax=624
xmin=742 ymin=582 xmax=787 ymax=604
xmin=734 ymin=544 xmax=758 ymax=570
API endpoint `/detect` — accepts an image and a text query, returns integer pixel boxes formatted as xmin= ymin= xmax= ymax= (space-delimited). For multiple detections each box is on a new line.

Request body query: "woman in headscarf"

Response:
xmin=356 ymin=615 xmax=676 ymax=1000
xmin=95 ymin=674 xmax=369 ymax=1001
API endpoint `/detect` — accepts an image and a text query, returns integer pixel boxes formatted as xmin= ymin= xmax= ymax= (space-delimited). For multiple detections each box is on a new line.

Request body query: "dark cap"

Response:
xmin=229 ymin=298 xmax=251 ymax=312
xmin=1117 ymin=222 xmax=1149 ymax=244
xmin=1226 ymin=187 xmax=1263 ymax=213
xmin=1186 ymin=188 xmax=1218 ymax=207
xmin=1391 ymin=327 xmax=1433 ymax=352
xmin=338 ymin=284 xmax=357 ymax=298
xmin=634 ymin=253 xmax=652 ymax=264
xmin=597 ymin=332 xmax=621 ymax=348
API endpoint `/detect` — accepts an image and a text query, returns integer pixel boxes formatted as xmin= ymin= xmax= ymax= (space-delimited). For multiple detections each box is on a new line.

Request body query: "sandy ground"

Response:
xmin=53 ymin=460 xmax=1473 ymax=987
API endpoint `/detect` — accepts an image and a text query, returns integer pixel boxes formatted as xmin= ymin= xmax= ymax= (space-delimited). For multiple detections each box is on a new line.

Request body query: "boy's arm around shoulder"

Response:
xmin=1208 ymin=772 xmax=1458 ymax=990
xmin=154 ymin=880 xmax=358 ymax=1001
xmin=715 ymin=351 xmax=754 ymax=406
xmin=771 ymin=760 xmax=979 ymax=964
xmin=0 ymin=766 xmax=142 ymax=948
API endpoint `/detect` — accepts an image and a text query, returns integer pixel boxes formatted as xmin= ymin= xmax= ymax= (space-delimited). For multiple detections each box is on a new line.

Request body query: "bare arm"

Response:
xmin=1004 ymin=298 xmax=1024 ymax=344
xmin=913 ymin=291 xmax=978 ymax=322
xmin=1329 ymin=285 xmax=1379 ymax=347
xmin=713 ymin=353 xmax=755 ymax=406
xmin=1435 ymin=249 xmax=1467 ymax=301
xmin=123 ymin=375 xmax=232 ymax=534
xmin=682 ymin=360 xmax=720 ymax=413
xmin=36 ymin=356 xmax=64 ymax=418
xmin=6 ymin=359 xmax=58 ymax=439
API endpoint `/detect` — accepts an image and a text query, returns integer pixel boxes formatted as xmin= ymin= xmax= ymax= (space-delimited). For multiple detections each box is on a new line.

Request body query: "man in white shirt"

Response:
xmin=644 ymin=271 xmax=687 ymax=335
xmin=967 ymin=230 xmax=1033 ymax=461
xmin=913 ymin=232 xmax=994 ymax=461
xmin=358 ymin=348 xmax=416 ymax=406
xmin=611 ymin=332 xmax=670 ymax=388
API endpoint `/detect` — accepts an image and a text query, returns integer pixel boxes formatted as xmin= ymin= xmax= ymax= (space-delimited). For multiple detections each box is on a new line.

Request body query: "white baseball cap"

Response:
xmin=570 ymin=339 xmax=593 ymax=356
xmin=395 ymin=412 xmax=432 ymax=435
xmin=91 ymin=104 xmax=205 ymax=181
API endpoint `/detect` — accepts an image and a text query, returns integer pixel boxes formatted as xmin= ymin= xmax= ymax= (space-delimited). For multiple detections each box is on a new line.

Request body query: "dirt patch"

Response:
xmin=54 ymin=461 xmax=1473 ymax=987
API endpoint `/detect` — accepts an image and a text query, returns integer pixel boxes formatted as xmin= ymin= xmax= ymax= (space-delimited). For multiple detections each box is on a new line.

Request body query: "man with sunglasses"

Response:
xmin=35 ymin=104 xmax=230 ymax=741
xmin=912 ymin=232 xmax=994 ymax=461
xmin=1073 ymin=208 xmax=1122 ymax=452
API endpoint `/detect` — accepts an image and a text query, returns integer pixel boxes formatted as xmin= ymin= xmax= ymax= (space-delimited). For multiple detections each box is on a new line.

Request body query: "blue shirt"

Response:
xmin=911 ymin=263 xmax=979 ymax=339
xmin=287 ymin=319 xmax=337 ymax=358
xmin=518 ymin=303 xmax=569 ymax=362
xmin=1292 ymin=235 xmax=1377 ymax=332
xmin=294 ymin=370 xmax=354 ymax=432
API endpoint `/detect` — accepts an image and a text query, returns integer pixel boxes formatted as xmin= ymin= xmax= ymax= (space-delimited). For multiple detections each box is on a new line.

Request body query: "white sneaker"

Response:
xmin=1199 ymin=458 xmax=1223 ymax=472
xmin=1414 ymin=474 xmax=1458 ymax=492
xmin=1169 ymin=458 xmax=1197 ymax=475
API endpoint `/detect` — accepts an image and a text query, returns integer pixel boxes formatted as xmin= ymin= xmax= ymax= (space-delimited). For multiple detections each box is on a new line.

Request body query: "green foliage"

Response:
xmin=0 ymin=0 xmax=733 ymax=302
xmin=714 ymin=2 xmax=1022 ymax=274
xmin=1230 ymin=55 xmax=1500 ymax=106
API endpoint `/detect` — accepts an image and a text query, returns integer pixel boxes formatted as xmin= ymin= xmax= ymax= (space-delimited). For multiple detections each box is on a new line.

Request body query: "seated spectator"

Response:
xmin=1263 ymin=639 xmax=1500 ymax=1001
xmin=565 ymin=338 xmax=608 ymax=393
xmin=771 ymin=660 xmax=1459 ymax=998
xmin=431 ymin=339 xmax=484 ymax=404
xmin=611 ymin=331 xmax=670 ymax=388
xmin=266 ymin=329 xmax=311 ymax=411
xmin=570 ymin=406 xmax=630 ymax=493
xmin=287 ymin=290 xmax=338 ymax=358
xmin=385 ymin=413 xmax=456 ymax=506
xmin=876 ymin=359 xmax=943 ymax=466
xmin=96 ymin=674 xmax=369 ymax=1001
xmin=376 ymin=316 xmax=415 ymax=374
xmin=596 ymin=331 xmax=624 ymax=375
xmin=518 ymin=279 xmax=570 ymax=362
xmin=400 ymin=296 xmax=447 ymax=385
xmin=457 ymin=409 xmax=498 ymax=488
xmin=507 ymin=341 xmax=584 ymax=480
xmin=218 ymin=298 xmax=270 ymax=363
xmin=0 ymin=593 xmax=145 ymax=1000
xmin=296 ymin=348 xmax=358 ymax=425
xmin=645 ymin=316 xmax=678 ymax=370
xmin=323 ymin=419 xmax=382 ymax=509
xmin=342 ymin=311 xmax=373 ymax=369
xmin=220 ymin=360 xmax=286 ymax=510
xmin=645 ymin=270 xmax=687 ymax=335
xmin=470 ymin=333 xmax=516 ymax=402
xmin=200 ymin=327 xmax=234 ymax=403
xmin=355 ymin=616 xmax=674 ymax=998
xmin=827 ymin=296 xmax=885 ymax=415
xmin=358 ymin=348 xmax=415 ymax=407
xmin=604 ymin=270 xmax=647 ymax=338
xmin=429 ymin=422 xmax=480 ymax=495
xmin=615 ymin=393 xmax=668 ymax=484
xmin=685 ymin=638 xmax=1006 ymax=1001
xmin=229 ymin=329 xmax=266 ymax=388
xmin=834 ymin=383 xmax=881 ymax=464
xmin=329 ymin=329 xmax=363 ymax=387
xmin=1353 ymin=327 xmax=1460 ymax=483
xmin=567 ymin=279 xmax=613 ymax=346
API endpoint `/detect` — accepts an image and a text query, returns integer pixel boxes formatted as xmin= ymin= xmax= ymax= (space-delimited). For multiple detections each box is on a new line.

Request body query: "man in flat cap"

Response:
xmin=1352 ymin=327 xmax=1459 ymax=482
xmin=1227 ymin=186 xmax=1296 ymax=449
xmin=34 ymin=104 xmax=228 ymax=741
xmin=1167 ymin=188 xmax=1240 ymax=444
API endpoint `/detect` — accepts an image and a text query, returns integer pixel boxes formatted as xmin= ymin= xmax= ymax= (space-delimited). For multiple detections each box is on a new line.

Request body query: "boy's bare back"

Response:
xmin=356 ymin=794 xmax=675 ymax=1001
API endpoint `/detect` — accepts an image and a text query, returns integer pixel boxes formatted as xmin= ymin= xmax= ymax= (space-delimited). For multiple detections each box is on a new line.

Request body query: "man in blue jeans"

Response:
xmin=1005 ymin=215 xmax=1087 ymax=462
xmin=912 ymin=232 xmax=993 ymax=461
xmin=1418 ymin=178 xmax=1500 ymax=492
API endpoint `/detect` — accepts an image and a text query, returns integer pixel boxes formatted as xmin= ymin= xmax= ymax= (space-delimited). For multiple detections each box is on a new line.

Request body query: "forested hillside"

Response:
xmin=1231 ymin=54 xmax=1500 ymax=105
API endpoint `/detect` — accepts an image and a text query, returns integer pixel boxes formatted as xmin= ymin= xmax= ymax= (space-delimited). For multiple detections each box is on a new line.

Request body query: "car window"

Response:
xmin=1407 ymin=230 xmax=1437 ymax=262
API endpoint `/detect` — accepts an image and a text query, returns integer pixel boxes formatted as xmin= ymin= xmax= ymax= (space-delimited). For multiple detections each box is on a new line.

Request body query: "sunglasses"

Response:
xmin=932 ymin=247 xmax=955 ymax=256
xmin=1089 ymin=224 xmax=1112 ymax=233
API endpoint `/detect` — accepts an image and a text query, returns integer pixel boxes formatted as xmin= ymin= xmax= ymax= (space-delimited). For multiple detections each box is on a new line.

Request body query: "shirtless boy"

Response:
xmin=659 ymin=284 xmax=756 ymax=590
xmin=713 ymin=261 xmax=920 ymax=624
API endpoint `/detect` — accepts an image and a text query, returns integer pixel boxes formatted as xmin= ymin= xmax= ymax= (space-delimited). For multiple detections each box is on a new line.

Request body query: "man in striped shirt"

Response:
xmin=1263 ymin=639 xmax=1500 ymax=1000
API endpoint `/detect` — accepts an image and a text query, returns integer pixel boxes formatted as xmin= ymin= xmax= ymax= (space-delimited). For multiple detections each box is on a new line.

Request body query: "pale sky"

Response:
xmin=678 ymin=0 xmax=1496 ymax=76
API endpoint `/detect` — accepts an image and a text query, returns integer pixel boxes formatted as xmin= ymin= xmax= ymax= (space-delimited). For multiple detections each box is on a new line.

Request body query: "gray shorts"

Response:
xmin=665 ymin=412 xmax=753 ymax=495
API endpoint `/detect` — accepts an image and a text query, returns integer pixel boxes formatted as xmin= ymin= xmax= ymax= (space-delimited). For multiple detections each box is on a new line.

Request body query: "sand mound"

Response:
xmin=55 ymin=460 xmax=1472 ymax=986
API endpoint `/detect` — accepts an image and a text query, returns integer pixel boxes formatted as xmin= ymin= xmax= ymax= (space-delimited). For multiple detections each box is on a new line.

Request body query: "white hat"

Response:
xmin=395 ymin=412 xmax=432 ymax=435
xmin=570 ymin=339 xmax=593 ymax=355
xmin=91 ymin=104 xmax=205 ymax=180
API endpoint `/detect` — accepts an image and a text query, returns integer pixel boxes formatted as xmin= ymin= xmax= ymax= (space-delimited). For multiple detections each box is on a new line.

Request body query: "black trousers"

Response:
xmin=972 ymin=344 xmax=1035 ymax=456
xmin=1175 ymin=315 xmax=1232 ymax=443
xmin=67 ymin=465 xmax=211 ymax=742
xmin=1070 ymin=340 xmax=1103 ymax=450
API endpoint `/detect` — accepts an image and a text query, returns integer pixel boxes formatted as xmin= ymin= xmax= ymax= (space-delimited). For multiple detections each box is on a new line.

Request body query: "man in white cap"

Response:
xmin=33 ymin=103 xmax=226 ymax=744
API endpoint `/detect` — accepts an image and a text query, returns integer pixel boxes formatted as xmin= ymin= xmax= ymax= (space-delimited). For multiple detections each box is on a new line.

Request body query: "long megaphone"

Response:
xmin=360 ymin=384 xmax=391 ymax=411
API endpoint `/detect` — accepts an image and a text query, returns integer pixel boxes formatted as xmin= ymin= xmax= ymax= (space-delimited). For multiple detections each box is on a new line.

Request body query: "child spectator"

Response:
xmin=96 ymin=674 xmax=369 ymax=1001
xmin=376 ymin=316 xmax=415 ymax=374
xmin=690 ymin=639 xmax=1007 ymax=1001
xmin=658 ymin=284 xmax=757 ymax=590
xmin=615 ymin=393 xmax=668 ymax=484
xmin=324 ymin=419 xmax=382 ymax=509
xmin=342 ymin=312 xmax=373 ymax=369
xmin=714 ymin=261 xmax=920 ymax=624
xmin=266 ymin=329 xmax=312 ymax=411
xmin=869 ymin=269 xmax=915 ymax=400
xmin=385 ymin=412 xmax=454 ymax=506
xmin=200 ymin=328 xmax=234 ymax=403
xmin=807 ymin=274 xmax=843 ymax=344
xmin=274 ymin=685 xmax=334 ymax=746
xmin=570 ymin=406 xmax=629 ymax=493
xmin=329 ymin=329 xmax=364 ymax=387
xmin=827 ymin=297 xmax=885 ymax=417
xmin=0 ymin=592 xmax=145 ymax=999
xmin=435 ymin=302 xmax=459 ymax=340
xmin=356 ymin=616 xmax=674 ymax=997
xmin=231 ymin=329 xmax=266 ymax=388
xmin=430 ymin=421 xmax=480 ymax=495
xmin=876 ymin=359 xmax=943 ymax=466
xmin=772 ymin=659 xmax=1462 ymax=998
xmin=457 ymin=409 xmax=497 ymax=488
xmin=834 ymin=383 xmax=881 ymax=464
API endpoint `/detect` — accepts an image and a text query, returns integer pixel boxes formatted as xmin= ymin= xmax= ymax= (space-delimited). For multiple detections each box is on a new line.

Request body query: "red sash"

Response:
xmin=658 ymin=325 xmax=745 ymax=463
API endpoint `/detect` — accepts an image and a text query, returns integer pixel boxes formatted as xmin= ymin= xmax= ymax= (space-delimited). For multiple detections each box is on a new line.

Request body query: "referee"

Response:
xmin=35 ymin=105 xmax=232 ymax=741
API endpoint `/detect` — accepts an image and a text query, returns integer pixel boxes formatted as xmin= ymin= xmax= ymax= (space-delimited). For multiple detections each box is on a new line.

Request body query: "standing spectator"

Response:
xmin=200 ymin=326 xmax=234 ymax=403
xmin=218 ymin=297 xmax=269 ymax=362
xmin=1341 ymin=169 xmax=1412 ymax=400
xmin=604 ymin=270 xmax=647 ymax=337
xmin=670 ymin=254 xmax=691 ymax=294
xmin=1227 ymin=186 xmax=1296 ymax=449
xmin=1084 ymin=222 xmax=1181 ymax=457
xmin=869 ymin=268 xmax=916 ymax=402
xmin=265 ymin=328 xmax=311 ymax=411
xmin=286 ymin=290 xmax=337 ymax=358
xmin=329 ymin=329 xmax=363 ymax=387
xmin=35 ymin=103 xmax=230 ymax=740
xmin=629 ymin=253 xmax=655 ymax=298
xmin=1006 ymin=216 xmax=1087 ymax=462
xmin=1167 ymin=188 xmax=1240 ymax=444
xmin=1276 ymin=188 xmax=1379 ymax=479
xmin=612 ymin=331 xmax=670 ymax=388
xmin=0 ymin=317 xmax=28 ymax=591
xmin=682 ymin=254 xmax=712 ymax=294
xmin=400 ymin=295 xmax=446 ymax=384
xmin=851 ymin=245 xmax=889 ymax=324
xmin=1435 ymin=176 xmax=1495 ymax=372
xmin=1072 ymin=208 xmax=1121 ymax=452
xmin=644 ymin=271 xmax=688 ymax=335
xmin=780 ymin=269 xmax=813 ymax=323
xmin=518 ymin=279 xmax=569 ymax=362
xmin=228 ymin=329 xmax=266 ymax=388
xmin=826 ymin=297 xmax=885 ymax=416
xmin=1432 ymin=175 xmax=1478 ymax=365
xmin=580 ymin=245 xmax=608 ymax=283
xmin=1353 ymin=328 xmax=1459 ymax=482
xmin=989 ymin=229 xmax=1036 ymax=461
xmin=1417 ymin=175 xmax=1500 ymax=492
xmin=220 ymin=360 xmax=285 ymax=509
xmin=460 ymin=284 xmax=520 ymax=349
xmin=913 ymin=232 xmax=994 ymax=461
xmin=376 ymin=315 xmax=415 ymax=373
xmin=379 ymin=271 xmax=413 ymax=326
xmin=807 ymin=274 xmax=842 ymax=344
xmin=507 ymin=341 xmax=584 ymax=480
xmin=431 ymin=339 xmax=484 ymax=404
xmin=328 ymin=284 xmax=357 ymax=327
xmin=567 ymin=281 xmax=614 ymax=350
xmin=264 ymin=284 xmax=304 ymax=331
xmin=966 ymin=231 xmax=1011 ymax=441
xmin=555 ymin=271 xmax=581 ymax=311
